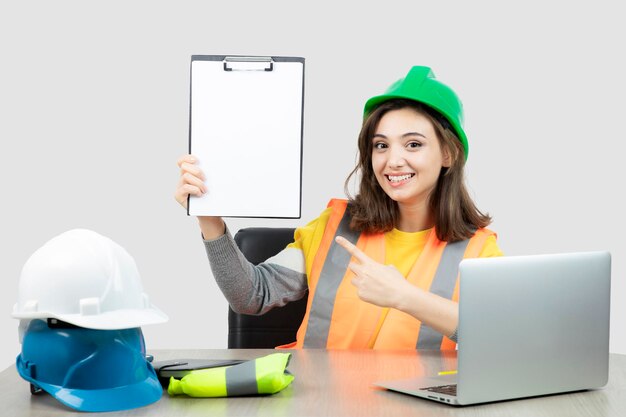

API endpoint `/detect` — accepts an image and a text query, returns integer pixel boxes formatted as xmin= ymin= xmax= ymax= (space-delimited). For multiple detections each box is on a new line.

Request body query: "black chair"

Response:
xmin=229 ymin=227 xmax=308 ymax=348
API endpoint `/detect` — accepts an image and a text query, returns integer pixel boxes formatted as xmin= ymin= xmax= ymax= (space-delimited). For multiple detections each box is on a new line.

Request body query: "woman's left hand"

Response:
xmin=335 ymin=236 xmax=411 ymax=308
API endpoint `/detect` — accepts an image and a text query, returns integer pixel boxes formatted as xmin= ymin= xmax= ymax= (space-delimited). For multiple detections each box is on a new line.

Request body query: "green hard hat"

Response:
xmin=363 ymin=66 xmax=469 ymax=159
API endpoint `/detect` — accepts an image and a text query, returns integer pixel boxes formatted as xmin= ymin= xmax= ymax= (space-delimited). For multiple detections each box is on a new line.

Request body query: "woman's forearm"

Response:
xmin=394 ymin=285 xmax=458 ymax=339
xmin=197 ymin=216 xmax=226 ymax=240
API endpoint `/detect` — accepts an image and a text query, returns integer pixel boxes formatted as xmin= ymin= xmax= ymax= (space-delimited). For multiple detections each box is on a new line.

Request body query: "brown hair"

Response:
xmin=344 ymin=99 xmax=492 ymax=242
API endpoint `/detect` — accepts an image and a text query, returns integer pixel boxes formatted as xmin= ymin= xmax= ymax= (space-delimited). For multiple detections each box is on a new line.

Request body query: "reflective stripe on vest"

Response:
xmin=415 ymin=237 xmax=471 ymax=349
xmin=303 ymin=211 xmax=361 ymax=348
xmin=225 ymin=360 xmax=257 ymax=396
xmin=294 ymin=199 xmax=493 ymax=349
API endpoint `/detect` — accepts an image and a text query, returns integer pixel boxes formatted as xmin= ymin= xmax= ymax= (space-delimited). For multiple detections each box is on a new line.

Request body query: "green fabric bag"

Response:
xmin=168 ymin=353 xmax=294 ymax=397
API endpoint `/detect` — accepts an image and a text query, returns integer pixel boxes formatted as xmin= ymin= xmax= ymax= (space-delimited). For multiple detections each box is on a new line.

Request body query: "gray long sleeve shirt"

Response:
xmin=203 ymin=228 xmax=308 ymax=315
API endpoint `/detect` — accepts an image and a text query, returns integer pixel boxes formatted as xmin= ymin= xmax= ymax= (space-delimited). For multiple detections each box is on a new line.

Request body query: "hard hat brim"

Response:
xmin=18 ymin=363 xmax=163 ymax=412
xmin=12 ymin=306 xmax=169 ymax=330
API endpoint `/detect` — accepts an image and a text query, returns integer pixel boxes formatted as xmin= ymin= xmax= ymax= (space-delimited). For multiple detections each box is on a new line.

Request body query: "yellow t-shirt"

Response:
xmin=385 ymin=227 xmax=503 ymax=274
xmin=287 ymin=206 xmax=503 ymax=279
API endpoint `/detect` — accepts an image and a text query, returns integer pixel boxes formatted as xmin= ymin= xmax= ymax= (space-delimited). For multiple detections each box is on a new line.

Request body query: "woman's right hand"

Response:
xmin=175 ymin=154 xmax=207 ymax=210
xmin=175 ymin=154 xmax=226 ymax=239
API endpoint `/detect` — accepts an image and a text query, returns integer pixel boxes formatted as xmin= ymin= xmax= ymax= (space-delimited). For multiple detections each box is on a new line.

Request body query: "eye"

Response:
xmin=407 ymin=141 xmax=422 ymax=149
xmin=373 ymin=142 xmax=388 ymax=150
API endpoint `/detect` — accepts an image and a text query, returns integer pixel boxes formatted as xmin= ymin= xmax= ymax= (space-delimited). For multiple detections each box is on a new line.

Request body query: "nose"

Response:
xmin=387 ymin=145 xmax=406 ymax=168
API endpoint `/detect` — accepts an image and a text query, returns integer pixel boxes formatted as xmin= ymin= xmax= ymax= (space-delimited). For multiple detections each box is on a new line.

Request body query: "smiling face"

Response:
xmin=346 ymin=99 xmax=482 ymax=239
xmin=371 ymin=107 xmax=450 ymax=213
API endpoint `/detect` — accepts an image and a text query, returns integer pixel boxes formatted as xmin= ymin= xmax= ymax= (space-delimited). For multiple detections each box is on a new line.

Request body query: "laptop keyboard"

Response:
xmin=421 ymin=384 xmax=457 ymax=396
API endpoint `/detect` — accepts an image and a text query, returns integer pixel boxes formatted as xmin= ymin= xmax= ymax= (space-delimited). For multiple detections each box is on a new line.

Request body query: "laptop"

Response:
xmin=375 ymin=251 xmax=611 ymax=405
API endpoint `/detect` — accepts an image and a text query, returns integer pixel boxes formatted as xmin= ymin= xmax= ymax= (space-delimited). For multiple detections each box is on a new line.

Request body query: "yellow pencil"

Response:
xmin=437 ymin=370 xmax=458 ymax=376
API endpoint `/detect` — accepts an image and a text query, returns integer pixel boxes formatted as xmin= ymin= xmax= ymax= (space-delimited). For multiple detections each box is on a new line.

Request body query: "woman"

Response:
xmin=175 ymin=66 xmax=502 ymax=349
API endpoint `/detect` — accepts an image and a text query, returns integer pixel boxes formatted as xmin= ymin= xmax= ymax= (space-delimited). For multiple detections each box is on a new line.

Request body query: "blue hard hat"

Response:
xmin=16 ymin=319 xmax=162 ymax=412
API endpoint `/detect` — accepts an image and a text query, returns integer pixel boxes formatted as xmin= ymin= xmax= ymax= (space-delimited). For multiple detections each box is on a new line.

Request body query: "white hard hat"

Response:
xmin=13 ymin=229 xmax=168 ymax=330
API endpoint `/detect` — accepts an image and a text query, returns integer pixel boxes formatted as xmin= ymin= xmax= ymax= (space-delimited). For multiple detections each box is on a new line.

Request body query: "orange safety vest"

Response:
xmin=284 ymin=199 xmax=495 ymax=350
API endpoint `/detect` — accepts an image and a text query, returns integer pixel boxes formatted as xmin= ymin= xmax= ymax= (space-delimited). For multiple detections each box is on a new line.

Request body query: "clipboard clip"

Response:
xmin=224 ymin=56 xmax=274 ymax=72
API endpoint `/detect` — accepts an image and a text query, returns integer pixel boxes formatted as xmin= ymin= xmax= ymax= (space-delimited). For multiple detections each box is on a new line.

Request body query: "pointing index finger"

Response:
xmin=335 ymin=236 xmax=369 ymax=263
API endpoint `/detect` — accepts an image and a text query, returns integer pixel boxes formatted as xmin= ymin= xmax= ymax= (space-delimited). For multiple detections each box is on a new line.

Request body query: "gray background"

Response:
xmin=1 ymin=0 xmax=624 ymax=370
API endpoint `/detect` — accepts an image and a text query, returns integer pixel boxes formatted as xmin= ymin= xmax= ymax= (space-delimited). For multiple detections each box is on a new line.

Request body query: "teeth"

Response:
xmin=388 ymin=174 xmax=413 ymax=182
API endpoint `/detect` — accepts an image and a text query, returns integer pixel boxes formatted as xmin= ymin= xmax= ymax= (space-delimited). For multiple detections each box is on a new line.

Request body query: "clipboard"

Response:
xmin=188 ymin=55 xmax=305 ymax=218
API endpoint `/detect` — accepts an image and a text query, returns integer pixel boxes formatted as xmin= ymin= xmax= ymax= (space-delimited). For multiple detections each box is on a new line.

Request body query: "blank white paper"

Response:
xmin=188 ymin=57 xmax=304 ymax=218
